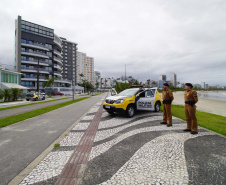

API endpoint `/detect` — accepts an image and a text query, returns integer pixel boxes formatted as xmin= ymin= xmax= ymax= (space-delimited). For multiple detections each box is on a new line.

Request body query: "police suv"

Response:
xmin=103 ymin=87 xmax=162 ymax=117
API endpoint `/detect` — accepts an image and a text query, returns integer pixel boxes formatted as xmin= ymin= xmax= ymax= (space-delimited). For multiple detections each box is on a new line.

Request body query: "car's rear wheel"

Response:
xmin=155 ymin=102 xmax=161 ymax=112
xmin=26 ymin=99 xmax=29 ymax=101
xmin=126 ymin=105 xmax=135 ymax=118
xmin=35 ymin=97 xmax=38 ymax=101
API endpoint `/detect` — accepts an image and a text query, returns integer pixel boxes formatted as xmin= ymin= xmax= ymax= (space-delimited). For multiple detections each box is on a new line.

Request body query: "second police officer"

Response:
xmin=183 ymin=83 xmax=199 ymax=134
xmin=160 ymin=83 xmax=174 ymax=127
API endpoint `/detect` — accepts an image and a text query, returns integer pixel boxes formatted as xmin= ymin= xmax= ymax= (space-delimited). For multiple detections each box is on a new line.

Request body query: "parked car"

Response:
xmin=26 ymin=92 xmax=45 ymax=101
xmin=103 ymin=87 xmax=162 ymax=117
xmin=53 ymin=92 xmax=64 ymax=96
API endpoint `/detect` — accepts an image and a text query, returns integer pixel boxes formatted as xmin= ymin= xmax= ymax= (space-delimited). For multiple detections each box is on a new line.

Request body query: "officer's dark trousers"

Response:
xmin=163 ymin=104 xmax=172 ymax=125
xmin=184 ymin=104 xmax=198 ymax=132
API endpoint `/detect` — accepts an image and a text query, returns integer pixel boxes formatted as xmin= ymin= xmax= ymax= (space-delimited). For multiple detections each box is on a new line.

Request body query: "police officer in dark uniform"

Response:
xmin=183 ymin=83 xmax=199 ymax=134
xmin=160 ymin=83 xmax=174 ymax=127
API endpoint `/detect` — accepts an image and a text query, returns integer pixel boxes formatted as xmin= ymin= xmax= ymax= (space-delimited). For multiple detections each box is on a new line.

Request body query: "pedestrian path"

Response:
xmin=19 ymin=99 xmax=226 ymax=185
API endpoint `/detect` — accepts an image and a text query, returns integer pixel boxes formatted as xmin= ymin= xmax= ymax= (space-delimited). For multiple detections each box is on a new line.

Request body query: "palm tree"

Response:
xmin=4 ymin=88 xmax=12 ymax=102
xmin=11 ymin=88 xmax=20 ymax=101
xmin=0 ymin=88 xmax=5 ymax=100
xmin=42 ymin=77 xmax=57 ymax=88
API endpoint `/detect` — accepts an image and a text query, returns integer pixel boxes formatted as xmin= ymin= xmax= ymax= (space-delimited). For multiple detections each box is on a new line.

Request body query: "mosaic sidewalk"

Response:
xmin=20 ymin=99 xmax=226 ymax=185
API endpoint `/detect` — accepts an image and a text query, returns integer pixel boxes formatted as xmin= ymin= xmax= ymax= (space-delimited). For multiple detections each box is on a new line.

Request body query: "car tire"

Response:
xmin=26 ymin=99 xmax=29 ymax=101
xmin=42 ymin=97 xmax=45 ymax=100
xmin=155 ymin=102 xmax=161 ymax=112
xmin=35 ymin=97 xmax=38 ymax=101
xmin=125 ymin=105 xmax=135 ymax=118
xmin=107 ymin=111 xmax=114 ymax=115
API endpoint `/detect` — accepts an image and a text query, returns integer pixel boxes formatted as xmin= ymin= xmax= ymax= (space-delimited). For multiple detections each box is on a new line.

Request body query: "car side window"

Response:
xmin=146 ymin=90 xmax=154 ymax=97
xmin=139 ymin=91 xmax=145 ymax=97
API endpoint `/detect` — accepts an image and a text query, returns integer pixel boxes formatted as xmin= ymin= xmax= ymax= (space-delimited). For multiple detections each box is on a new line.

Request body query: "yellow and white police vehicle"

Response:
xmin=103 ymin=87 xmax=162 ymax=117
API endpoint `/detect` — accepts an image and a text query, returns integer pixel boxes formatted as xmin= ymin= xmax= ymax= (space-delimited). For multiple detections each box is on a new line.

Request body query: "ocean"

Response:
xmin=198 ymin=90 xmax=226 ymax=101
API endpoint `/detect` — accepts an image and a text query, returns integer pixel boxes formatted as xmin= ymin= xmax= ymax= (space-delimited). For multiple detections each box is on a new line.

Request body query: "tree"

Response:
xmin=114 ymin=81 xmax=131 ymax=93
xmin=79 ymin=73 xmax=84 ymax=83
xmin=42 ymin=77 xmax=57 ymax=88
xmin=4 ymin=88 xmax=12 ymax=102
xmin=0 ymin=89 xmax=5 ymax=100
xmin=95 ymin=82 xmax=100 ymax=89
xmin=151 ymin=81 xmax=157 ymax=87
xmin=133 ymin=80 xmax=139 ymax=85
xmin=11 ymin=88 xmax=20 ymax=101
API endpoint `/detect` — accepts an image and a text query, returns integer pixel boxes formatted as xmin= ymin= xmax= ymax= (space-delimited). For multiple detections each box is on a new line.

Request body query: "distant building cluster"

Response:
xmin=14 ymin=15 xmax=95 ymax=90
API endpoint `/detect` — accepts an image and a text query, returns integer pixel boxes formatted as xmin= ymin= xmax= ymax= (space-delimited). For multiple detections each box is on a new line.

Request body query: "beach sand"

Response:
xmin=168 ymin=91 xmax=226 ymax=117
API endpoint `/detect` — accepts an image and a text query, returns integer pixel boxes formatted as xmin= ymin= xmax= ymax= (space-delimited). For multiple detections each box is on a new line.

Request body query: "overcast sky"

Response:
xmin=0 ymin=0 xmax=226 ymax=86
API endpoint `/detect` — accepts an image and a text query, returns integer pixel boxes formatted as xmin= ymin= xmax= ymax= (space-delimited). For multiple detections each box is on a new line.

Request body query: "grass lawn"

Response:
xmin=0 ymin=97 xmax=71 ymax=111
xmin=161 ymin=104 xmax=226 ymax=136
xmin=0 ymin=97 xmax=90 ymax=128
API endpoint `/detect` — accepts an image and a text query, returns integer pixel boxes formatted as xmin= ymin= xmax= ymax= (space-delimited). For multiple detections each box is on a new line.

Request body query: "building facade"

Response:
xmin=159 ymin=74 xmax=166 ymax=81
xmin=15 ymin=16 xmax=72 ymax=90
xmin=170 ymin=72 xmax=177 ymax=87
xmin=201 ymin=82 xmax=206 ymax=89
xmin=61 ymin=38 xmax=77 ymax=86
xmin=76 ymin=51 xmax=95 ymax=87
xmin=0 ymin=66 xmax=26 ymax=89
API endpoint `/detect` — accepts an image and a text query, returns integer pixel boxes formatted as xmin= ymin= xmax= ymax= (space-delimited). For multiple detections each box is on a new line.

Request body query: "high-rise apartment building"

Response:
xmin=76 ymin=51 xmax=95 ymax=87
xmin=159 ymin=74 xmax=166 ymax=81
xmin=170 ymin=72 xmax=177 ymax=87
xmin=15 ymin=16 xmax=76 ymax=90
xmin=61 ymin=38 xmax=77 ymax=86
xmin=201 ymin=82 xmax=206 ymax=89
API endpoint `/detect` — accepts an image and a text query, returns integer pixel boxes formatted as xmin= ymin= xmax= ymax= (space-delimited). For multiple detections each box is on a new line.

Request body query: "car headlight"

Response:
xmin=115 ymin=99 xmax=124 ymax=104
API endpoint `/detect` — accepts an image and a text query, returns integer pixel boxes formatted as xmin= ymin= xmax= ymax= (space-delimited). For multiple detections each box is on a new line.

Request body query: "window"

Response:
xmin=146 ymin=90 xmax=154 ymax=97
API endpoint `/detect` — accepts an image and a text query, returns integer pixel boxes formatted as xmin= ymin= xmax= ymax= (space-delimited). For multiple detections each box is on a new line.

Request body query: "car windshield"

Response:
xmin=117 ymin=89 xmax=139 ymax=96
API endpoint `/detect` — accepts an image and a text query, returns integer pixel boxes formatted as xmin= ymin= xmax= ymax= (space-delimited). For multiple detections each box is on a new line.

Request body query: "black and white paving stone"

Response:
xmin=20 ymin=102 xmax=226 ymax=185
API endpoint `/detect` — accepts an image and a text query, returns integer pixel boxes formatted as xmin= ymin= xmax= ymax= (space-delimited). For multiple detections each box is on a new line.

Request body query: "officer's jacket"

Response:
xmin=184 ymin=89 xmax=198 ymax=103
xmin=162 ymin=89 xmax=174 ymax=101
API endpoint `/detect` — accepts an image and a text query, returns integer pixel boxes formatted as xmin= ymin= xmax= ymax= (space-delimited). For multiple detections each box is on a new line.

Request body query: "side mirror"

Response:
xmin=111 ymin=92 xmax=116 ymax=96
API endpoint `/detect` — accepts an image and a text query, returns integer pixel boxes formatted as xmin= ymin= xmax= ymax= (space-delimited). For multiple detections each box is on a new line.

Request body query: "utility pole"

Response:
xmin=37 ymin=58 xmax=40 ymax=92
xmin=125 ymin=64 xmax=126 ymax=83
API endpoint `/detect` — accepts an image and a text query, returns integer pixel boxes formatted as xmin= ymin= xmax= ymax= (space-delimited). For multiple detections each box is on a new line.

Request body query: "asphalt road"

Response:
xmin=0 ymin=93 xmax=106 ymax=185
xmin=0 ymin=96 xmax=86 ymax=119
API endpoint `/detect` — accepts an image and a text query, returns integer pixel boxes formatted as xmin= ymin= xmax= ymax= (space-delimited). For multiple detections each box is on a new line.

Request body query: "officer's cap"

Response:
xmin=163 ymin=83 xmax=169 ymax=86
xmin=185 ymin=83 xmax=193 ymax=88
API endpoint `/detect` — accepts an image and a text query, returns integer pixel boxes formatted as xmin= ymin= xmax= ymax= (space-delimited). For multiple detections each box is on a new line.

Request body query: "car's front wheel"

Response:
xmin=125 ymin=105 xmax=135 ymax=118
xmin=155 ymin=102 xmax=161 ymax=112
xmin=107 ymin=111 xmax=114 ymax=115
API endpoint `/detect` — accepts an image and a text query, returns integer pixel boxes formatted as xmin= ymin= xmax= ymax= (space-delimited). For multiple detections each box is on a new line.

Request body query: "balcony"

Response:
xmin=54 ymin=39 xmax=62 ymax=49
xmin=54 ymin=50 xmax=62 ymax=58
xmin=21 ymin=67 xmax=51 ymax=74
xmin=21 ymin=67 xmax=37 ymax=72
xmin=53 ymin=57 xmax=63 ymax=65
xmin=55 ymin=79 xmax=72 ymax=84
xmin=22 ymin=76 xmax=46 ymax=81
xmin=39 ymin=69 xmax=51 ymax=74
xmin=21 ymin=59 xmax=50 ymax=66
xmin=54 ymin=71 xmax=62 ymax=77
xmin=21 ymin=42 xmax=50 ymax=51
xmin=54 ymin=64 xmax=62 ymax=70
xmin=21 ymin=50 xmax=49 ymax=59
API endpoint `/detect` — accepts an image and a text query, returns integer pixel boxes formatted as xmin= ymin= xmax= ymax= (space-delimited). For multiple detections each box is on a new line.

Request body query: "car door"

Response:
xmin=136 ymin=89 xmax=155 ymax=111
